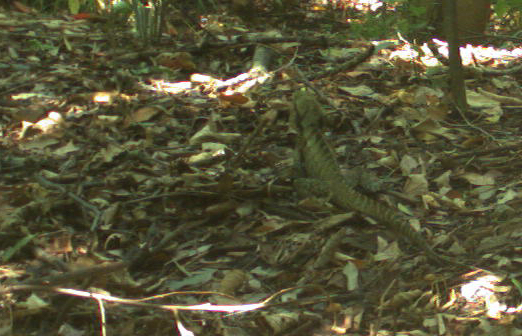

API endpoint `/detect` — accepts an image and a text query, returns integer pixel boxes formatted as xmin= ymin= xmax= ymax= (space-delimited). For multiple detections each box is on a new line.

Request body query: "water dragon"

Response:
xmin=292 ymin=89 xmax=450 ymax=265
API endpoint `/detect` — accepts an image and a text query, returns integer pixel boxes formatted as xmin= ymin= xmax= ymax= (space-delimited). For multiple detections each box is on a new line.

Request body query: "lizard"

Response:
xmin=291 ymin=88 xmax=449 ymax=265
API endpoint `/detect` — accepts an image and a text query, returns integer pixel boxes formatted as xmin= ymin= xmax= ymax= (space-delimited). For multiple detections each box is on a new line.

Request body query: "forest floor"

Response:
xmin=1 ymin=1 xmax=522 ymax=335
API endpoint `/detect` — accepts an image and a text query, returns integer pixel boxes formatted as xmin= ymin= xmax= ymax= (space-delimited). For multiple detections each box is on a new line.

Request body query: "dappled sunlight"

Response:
xmin=2 ymin=0 xmax=522 ymax=334
xmin=391 ymin=38 xmax=522 ymax=67
xmin=149 ymin=69 xmax=271 ymax=106
xmin=460 ymin=273 xmax=522 ymax=319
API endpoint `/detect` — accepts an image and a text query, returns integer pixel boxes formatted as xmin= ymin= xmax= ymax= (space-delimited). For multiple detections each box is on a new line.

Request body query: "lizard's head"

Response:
xmin=292 ymin=89 xmax=324 ymax=131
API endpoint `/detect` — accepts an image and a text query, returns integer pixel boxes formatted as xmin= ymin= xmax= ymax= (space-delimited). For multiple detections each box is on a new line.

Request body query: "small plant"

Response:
xmin=131 ymin=0 xmax=165 ymax=44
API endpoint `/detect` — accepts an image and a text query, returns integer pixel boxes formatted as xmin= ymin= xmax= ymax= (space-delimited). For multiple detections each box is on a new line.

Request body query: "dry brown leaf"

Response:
xmin=156 ymin=52 xmax=196 ymax=71
xmin=218 ymin=92 xmax=249 ymax=105
xmin=404 ymin=174 xmax=429 ymax=196
xmin=460 ymin=172 xmax=496 ymax=186
xmin=124 ymin=106 xmax=161 ymax=127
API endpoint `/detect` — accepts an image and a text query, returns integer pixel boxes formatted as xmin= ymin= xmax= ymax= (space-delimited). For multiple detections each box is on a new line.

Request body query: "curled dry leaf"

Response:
xmin=124 ymin=106 xmax=161 ymax=127
xmin=219 ymin=269 xmax=247 ymax=295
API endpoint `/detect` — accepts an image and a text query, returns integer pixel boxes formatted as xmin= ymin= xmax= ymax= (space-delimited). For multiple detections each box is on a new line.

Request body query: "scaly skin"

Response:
xmin=292 ymin=89 xmax=446 ymax=264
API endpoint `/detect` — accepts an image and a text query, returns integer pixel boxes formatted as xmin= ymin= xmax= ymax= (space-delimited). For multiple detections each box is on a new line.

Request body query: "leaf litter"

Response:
xmin=0 ymin=1 xmax=522 ymax=335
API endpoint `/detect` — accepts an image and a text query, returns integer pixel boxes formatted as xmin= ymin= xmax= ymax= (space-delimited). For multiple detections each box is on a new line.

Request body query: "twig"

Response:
xmin=454 ymin=106 xmax=497 ymax=142
xmin=22 ymin=261 xmax=128 ymax=286
xmin=34 ymin=173 xmax=102 ymax=230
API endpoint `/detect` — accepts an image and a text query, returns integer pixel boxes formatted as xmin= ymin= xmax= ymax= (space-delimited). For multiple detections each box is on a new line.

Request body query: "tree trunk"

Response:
xmin=419 ymin=0 xmax=492 ymax=44
xmin=451 ymin=0 xmax=491 ymax=44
